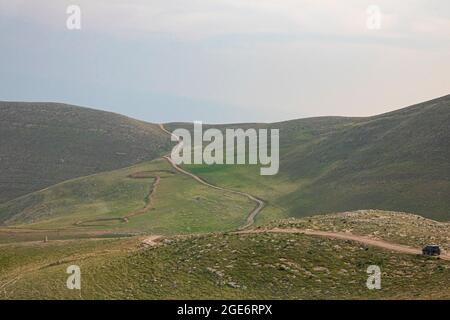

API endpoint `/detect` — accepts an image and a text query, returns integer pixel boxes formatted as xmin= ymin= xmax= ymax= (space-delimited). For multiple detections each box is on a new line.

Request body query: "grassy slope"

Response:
xmin=168 ymin=94 xmax=450 ymax=221
xmin=0 ymin=159 xmax=255 ymax=239
xmin=281 ymin=95 xmax=450 ymax=220
xmin=0 ymin=102 xmax=172 ymax=203
xmin=1 ymin=211 xmax=448 ymax=300
xmin=2 ymin=95 xmax=448 ymax=232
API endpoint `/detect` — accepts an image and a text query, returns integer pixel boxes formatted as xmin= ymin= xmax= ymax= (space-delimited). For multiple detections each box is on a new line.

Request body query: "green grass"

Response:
xmin=172 ymin=94 xmax=450 ymax=221
xmin=1 ymin=212 xmax=449 ymax=299
xmin=0 ymin=101 xmax=172 ymax=203
xmin=0 ymin=158 xmax=255 ymax=239
xmin=185 ymin=164 xmax=292 ymax=225
xmin=1 ymin=96 xmax=449 ymax=299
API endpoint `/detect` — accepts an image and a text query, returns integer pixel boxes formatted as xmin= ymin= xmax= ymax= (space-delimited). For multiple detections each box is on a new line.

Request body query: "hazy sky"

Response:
xmin=1 ymin=0 xmax=449 ymax=123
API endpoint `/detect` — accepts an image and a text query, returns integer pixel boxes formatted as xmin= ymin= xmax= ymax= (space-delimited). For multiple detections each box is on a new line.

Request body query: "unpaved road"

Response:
xmin=74 ymin=174 xmax=161 ymax=227
xmin=159 ymin=124 xmax=266 ymax=230
xmin=140 ymin=227 xmax=450 ymax=260
xmin=236 ymin=228 xmax=450 ymax=260
xmin=124 ymin=175 xmax=161 ymax=221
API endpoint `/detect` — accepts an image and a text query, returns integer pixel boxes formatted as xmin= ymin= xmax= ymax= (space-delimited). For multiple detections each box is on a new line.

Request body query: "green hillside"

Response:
xmin=2 ymin=95 xmax=448 ymax=228
xmin=0 ymin=102 xmax=171 ymax=204
xmin=0 ymin=159 xmax=255 ymax=238
xmin=173 ymin=94 xmax=450 ymax=221
xmin=281 ymin=94 xmax=450 ymax=220
xmin=1 ymin=211 xmax=448 ymax=300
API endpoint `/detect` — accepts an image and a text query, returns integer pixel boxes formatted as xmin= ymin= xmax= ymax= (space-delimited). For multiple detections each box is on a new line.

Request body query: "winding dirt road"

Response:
xmin=157 ymin=124 xmax=450 ymax=259
xmin=74 ymin=173 xmax=161 ymax=227
xmin=158 ymin=123 xmax=266 ymax=230
xmin=235 ymin=228 xmax=450 ymax=260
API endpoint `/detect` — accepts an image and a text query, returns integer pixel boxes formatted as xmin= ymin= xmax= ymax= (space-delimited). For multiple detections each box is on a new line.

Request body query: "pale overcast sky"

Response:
xmin=1 ymin=0 xmax=449 ymax=123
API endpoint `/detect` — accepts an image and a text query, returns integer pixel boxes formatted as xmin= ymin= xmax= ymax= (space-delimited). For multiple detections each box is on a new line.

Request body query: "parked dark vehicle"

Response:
xmin=422 ymin=245 xmax=441 ymax=256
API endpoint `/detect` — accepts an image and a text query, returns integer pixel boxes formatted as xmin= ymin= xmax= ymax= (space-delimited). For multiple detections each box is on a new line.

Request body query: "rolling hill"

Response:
xmin=0 ymin=158 xmax=255 ymax=237
xmin=175 ymin=94 xmax=450 ymax=221
xmin=0 ymin=102 xmax=172 ymax=204
xmin=1 ymin=211 xmax=448 ymax=300
xmin=0 ymin=96 xmax=449 ymax=300
xmin=0 ymin=95 xmax=448 ymax=238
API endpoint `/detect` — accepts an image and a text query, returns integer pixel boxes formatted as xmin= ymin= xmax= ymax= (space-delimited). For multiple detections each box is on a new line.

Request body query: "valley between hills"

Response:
xmin=0 ymin=95 xmax=449 ymax=299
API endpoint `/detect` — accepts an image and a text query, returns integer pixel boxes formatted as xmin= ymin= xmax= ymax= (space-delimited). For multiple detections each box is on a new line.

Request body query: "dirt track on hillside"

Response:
xmin=124 ymin=175 xmax=161 ymax=221
xmin=74 ymin=173 xmax=161 ymax=227
xmin=159 ymin=124 xmax=266 ymax=230
xmin=235 ymin=228 xmax=450 ymax=260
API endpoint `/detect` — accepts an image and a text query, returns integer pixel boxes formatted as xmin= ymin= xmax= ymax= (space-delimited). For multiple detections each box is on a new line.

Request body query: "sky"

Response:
xmin=0 ymin=0 xmax=449 ymax=123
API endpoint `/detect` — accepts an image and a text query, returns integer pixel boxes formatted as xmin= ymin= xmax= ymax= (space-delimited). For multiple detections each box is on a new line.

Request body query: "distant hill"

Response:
xmin=279 ymin=94 xmax=450 ymax=220
xmin=0 ymin=102 xmax=171 ymax=203
xmin=1 ymin=95 xmax=448 ymax=223
xmin=170 ymin=94 xmax=450 ymax=221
